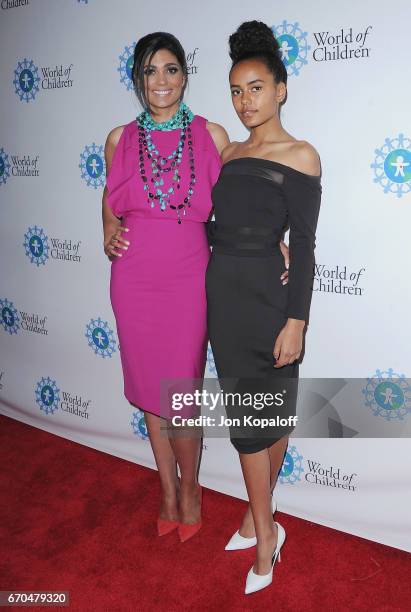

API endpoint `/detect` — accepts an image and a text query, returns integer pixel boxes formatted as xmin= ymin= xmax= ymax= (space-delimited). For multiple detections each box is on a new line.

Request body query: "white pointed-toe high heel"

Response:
xmin=244 ymin=522 xmax=286 ymax=595
xmin=225 ymin=496 xmax=277 ymax=551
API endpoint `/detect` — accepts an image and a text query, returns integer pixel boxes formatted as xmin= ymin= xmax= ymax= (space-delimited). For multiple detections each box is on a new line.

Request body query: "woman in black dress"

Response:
xmin=206 ymin=21 xmax=321 ymax=594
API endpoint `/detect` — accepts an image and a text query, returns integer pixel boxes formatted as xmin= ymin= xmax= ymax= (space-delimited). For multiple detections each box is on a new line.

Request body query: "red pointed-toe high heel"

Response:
xmin=157 ymin=518 xmax=179 ymax=537
xmin=157 ymin=476 xmax=181 ymax=536
xmin=178 ymin=485 xmax=202 ymax=542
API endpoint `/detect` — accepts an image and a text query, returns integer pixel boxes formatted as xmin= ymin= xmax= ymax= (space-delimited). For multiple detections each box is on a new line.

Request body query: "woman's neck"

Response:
xmin=248 ymin=115 xmax=288 ymax=146
xmin=149 ymin=102 xmax=180 ymax=123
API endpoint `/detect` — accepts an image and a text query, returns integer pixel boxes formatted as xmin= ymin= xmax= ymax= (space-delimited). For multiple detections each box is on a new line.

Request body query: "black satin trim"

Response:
xmin=221 ymin=162 xmax=285 ymax=185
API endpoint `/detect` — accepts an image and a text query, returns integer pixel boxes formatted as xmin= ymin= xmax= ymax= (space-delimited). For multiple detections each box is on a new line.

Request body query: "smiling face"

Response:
xmin=229 ymin=58 xmax=286 ymax=129
xmin=143 ymin=48 xmax=186 ymax=114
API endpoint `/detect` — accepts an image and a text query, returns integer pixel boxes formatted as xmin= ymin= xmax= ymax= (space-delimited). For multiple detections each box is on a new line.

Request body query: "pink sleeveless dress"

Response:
xmin=106 ymin=115 xmax=221 ymax=416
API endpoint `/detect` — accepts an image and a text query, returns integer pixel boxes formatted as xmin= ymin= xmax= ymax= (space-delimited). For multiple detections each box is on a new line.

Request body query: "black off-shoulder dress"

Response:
xmin=206 ymin=157 xmax=321 ymax=454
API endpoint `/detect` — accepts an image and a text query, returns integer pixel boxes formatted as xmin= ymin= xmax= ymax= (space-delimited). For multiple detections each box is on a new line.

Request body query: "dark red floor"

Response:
xmin=1 ymin=414 xmax=410 ymax=611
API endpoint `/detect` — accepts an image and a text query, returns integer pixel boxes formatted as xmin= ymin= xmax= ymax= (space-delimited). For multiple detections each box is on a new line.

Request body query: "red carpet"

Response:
xmin=1 ymin=414 xmax=410 ymax=611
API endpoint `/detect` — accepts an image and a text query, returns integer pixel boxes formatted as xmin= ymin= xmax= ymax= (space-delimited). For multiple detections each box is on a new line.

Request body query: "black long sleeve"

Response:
xmin=283 ymin=172 xmax=322 ymax=322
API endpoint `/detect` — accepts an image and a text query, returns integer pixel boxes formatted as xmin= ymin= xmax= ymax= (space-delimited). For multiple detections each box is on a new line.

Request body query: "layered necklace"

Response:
xmin=136 ymin=102 xmax=195 ymax=224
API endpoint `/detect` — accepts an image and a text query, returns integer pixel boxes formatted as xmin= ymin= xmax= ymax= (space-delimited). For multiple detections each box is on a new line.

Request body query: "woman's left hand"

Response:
xmin=279 ymin=240 xmax=289 ymax=285
xmin=273 ymin=319 xmax=305 ymax=368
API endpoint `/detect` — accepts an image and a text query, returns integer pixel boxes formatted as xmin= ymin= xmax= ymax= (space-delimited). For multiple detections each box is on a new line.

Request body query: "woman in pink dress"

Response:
xmin=102 ymin=32 xmax=228 ymax=541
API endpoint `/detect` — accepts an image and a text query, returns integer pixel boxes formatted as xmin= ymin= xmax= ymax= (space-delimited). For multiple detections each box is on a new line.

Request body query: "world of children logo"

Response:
xmin=35 ymin=377 xmax=91 ymax=419
xmin=1 ymin=1 xmax=30 ymax=11
xmin=79 ymin=143 xmax=105 ymax=188
xmin=0 ymin=147 xmax=39 ymax=182
xmin=13 ymin=58 xmax=40 ymax=102
xmin=362 ymin=369 xmax=411 ymax=421
xmin=371 ymin=134 xmax=411 ymax=198
xmin=271 ymin=21 xmax=310 ymax=77
xmin=35 ymin=377 xmax=60 ymax=415
xmin=118 ymin=42 xmax=136 ymax=91
xmin=271 ymin=21 xmax=372 ymax=74
xmin=279 ymin=444 xmax=304 ymax=484
xmin=85 ymin=317 xmax=117 ymax=358
xmin=0 ymin=297 xmax=48 ymax=336
xmin=24 ymin=225 xmax=49 ymax=266
xmin=24 ymin=226 xmax=82 ymax=264
xmin=0 ymin=298 xmax=20 ymax=335
xmin=131 ymin=409 xmax=149 ymax=441
xmin=13 ymin=58 xmax=74 ymax=102
xmin=0 ymin=148 xmax=11 ymax=185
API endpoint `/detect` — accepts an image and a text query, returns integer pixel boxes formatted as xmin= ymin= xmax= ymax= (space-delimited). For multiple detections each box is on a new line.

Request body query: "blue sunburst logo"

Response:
xmin=13 ymin=58 xmax=40 ymax=102
xmin=23 ymin=225 xmax=49 ymax=266
xmin=85 ymin=317 xmax=117 ymax=358
xmin=371 ymin=134 xmax=411 ymax=198
xmin=79 ymin=143 xmax=105 ymax=188
xmin=131 ymin=409 xmax=149 ymax=440
xmin=279 ymin=444 xmax=304 ymax=484
xmin=0 ymin=147 xmax=11 ymax=185
xmin=0 ymin=298 xmax=20 ymax=335
xmin=117 ymin=42 xmax=136 ymax=91
xmin=35 ymin=376 xmax=61 ymax=415
xmin=362 ymin=369 xmax=411 ymax=421
xmin=271 ymin=21 xmax=310 ymax=77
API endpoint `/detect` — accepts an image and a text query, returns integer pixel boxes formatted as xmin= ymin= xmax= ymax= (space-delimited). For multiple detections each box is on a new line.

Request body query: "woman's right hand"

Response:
xmin=104 ymin=226 xmax=130 ymax=259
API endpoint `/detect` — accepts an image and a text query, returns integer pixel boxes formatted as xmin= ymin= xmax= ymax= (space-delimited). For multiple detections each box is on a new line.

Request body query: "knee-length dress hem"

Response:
xmin=106 ymin=116 xmax=221 ymax=416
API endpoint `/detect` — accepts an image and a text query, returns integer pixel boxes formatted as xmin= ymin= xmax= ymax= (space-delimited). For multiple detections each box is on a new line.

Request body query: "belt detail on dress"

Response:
xmin=207 ymin=222 xmax=281 ymax=255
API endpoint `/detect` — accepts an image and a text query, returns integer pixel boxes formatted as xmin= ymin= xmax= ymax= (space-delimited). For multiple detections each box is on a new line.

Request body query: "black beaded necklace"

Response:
xmin=136 ymin=103 xmax=196 ymax=224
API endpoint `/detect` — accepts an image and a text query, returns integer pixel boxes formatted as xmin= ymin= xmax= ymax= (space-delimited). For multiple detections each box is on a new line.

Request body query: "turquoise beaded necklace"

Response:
xmin=136 ymin=103 xmax=196 ymax=223
xmin=138 ymin=102 xmax=194 ymax=132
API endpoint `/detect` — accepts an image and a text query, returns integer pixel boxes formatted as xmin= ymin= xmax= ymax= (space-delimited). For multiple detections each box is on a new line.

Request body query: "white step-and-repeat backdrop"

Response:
xmin=1 ymin=0 xmax=410 ymax=552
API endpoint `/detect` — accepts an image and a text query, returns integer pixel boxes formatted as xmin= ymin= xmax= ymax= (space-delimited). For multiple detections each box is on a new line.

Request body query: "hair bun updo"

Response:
xmin=229 ymin=20 xmax=280 ymax=63
xmin=228 ymin=20 xmax=287 ymax=86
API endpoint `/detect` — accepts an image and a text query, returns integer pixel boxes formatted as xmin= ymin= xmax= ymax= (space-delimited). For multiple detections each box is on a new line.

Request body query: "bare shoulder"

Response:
xmin=206 ymin=121 xmax=229 ymax=140
xmin=289 ymin=141 xmax=321 ymax=176
xmin=106 ymin=125 xmax=125 ymax=149
xmin=206 ymin=121 xmax=230 ymax=155
xmin=220 ymin=141 xmax=240 ymax=163
xmin=104 ymin=125 xmax=125 ymax=168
